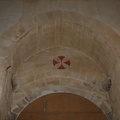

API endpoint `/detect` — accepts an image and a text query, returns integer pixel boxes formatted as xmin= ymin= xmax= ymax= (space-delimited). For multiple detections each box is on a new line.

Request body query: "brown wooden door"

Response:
xmin=17 ymin=93 xmax=108 ymax=120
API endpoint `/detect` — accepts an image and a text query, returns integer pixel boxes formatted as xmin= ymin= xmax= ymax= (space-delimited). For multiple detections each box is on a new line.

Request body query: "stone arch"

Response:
xmin=7 ymin=10 xmax=118 ymax=80
xmin=1 ymin=10 xmax=119 ymax=75
xmin=11 ymin=82 xmax=112 ymax=120
xmin=11 ymin=45 xmax=112 ymax=119
xmin=1 ymin=10 xmax=119 ymax=119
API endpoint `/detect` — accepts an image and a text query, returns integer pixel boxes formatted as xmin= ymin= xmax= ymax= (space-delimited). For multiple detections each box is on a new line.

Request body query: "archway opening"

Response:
xmin=17 ymin=93 xmax=108 ymax=120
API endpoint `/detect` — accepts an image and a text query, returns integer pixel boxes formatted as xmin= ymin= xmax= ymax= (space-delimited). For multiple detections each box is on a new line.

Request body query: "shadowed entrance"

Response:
xmin=17 ymin=93 xmax=108 ymax=120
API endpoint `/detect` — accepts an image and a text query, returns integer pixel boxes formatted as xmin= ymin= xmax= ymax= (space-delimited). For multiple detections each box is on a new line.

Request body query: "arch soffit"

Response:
xmin=1 ymin=10 xmax=119 ymax=55
xmin=8 ymin=11 xmax=115 ymax=119
xmin=0 ymin=10 xmax=118 ymax=75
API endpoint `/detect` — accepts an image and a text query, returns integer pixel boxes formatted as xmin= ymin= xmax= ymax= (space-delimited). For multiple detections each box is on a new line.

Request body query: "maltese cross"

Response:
xmin=53 ymin=56 xmax=71 ymax=70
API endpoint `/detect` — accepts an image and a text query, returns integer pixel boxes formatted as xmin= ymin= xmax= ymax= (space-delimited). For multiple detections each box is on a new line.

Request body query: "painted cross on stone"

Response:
xmin=53 ymin=56 xmax=71 ymax=70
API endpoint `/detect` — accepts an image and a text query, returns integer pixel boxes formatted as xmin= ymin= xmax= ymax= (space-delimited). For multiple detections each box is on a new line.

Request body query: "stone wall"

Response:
xmin=0 ymin=0 xmax=120 ymax=120
xmin=0 ymin=57 xmax=12 ymax=120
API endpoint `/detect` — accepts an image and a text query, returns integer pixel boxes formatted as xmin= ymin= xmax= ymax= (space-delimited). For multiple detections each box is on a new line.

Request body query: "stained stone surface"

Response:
xmin=0 ymin=0 xmax=120 ymax=120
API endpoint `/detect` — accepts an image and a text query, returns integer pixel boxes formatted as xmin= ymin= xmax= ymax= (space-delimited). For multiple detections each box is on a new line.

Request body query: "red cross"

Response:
xmin=53 ymin=56 xmax=71 ymax=70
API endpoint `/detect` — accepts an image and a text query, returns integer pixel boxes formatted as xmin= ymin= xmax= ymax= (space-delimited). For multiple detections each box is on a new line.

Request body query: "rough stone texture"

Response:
xmin=0 ymin=58 xmax=12 ymax=120
xmin=11 ymin=47 xmax=112 ymax=119
xmin=0 ymin=0 xmax=120 ymax=120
